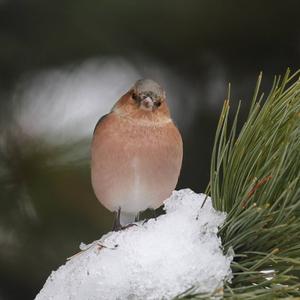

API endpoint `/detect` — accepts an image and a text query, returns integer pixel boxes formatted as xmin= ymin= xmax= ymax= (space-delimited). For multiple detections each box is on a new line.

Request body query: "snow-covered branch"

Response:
xmin=36 ymin=189 xmax=232 ymax=300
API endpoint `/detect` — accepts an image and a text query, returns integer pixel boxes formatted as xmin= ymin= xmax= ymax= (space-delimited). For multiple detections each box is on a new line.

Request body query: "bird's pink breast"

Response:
xmin=91 ymin=114 xmax=183 ymax=213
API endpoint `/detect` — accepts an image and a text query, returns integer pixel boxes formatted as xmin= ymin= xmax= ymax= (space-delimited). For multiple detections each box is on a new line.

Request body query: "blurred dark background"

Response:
xmin=0 ymin=1 xmax=300 ymax=299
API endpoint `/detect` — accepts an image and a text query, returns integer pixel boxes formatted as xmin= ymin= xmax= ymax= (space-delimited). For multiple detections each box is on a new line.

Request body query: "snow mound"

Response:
xmin=35 ymin=189 xmax=233 ymax=300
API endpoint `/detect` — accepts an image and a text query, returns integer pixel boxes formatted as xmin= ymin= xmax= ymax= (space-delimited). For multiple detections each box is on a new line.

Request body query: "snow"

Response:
xmin=35 ymin=189 xmax=233 ymax=300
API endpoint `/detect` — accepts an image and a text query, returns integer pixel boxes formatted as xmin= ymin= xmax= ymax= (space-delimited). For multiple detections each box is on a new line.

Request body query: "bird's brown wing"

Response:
xmin=93 ymin=114 xmax=109 ymax=134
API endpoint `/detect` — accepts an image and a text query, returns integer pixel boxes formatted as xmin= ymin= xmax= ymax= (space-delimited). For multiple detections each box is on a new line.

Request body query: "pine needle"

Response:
xmin=183 ymin=69 xmax=300 ymax=299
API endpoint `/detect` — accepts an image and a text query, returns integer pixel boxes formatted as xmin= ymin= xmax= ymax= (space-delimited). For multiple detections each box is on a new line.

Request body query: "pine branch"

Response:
xmin=184 ymin=69 xmax=300 ymax=299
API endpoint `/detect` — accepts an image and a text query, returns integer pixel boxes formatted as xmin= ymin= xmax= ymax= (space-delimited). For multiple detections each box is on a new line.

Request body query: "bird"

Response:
xmin=91 ymin=79 xmax=183 ymax=230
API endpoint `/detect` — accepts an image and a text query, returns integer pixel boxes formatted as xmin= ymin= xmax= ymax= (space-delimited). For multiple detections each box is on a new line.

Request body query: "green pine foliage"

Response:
xmin=185 ymin=70 xmax=300 ymax=299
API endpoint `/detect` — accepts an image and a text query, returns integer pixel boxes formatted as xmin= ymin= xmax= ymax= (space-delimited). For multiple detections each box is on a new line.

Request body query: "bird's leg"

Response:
xmin=112 ymin=207 xmax=138 ymax=231
xmin=112 ymin=207 xmax=122 ymax=231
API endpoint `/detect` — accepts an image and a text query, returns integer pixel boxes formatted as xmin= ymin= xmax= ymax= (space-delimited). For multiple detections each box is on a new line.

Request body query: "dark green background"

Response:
xmin=0 ymin=1 xmax=300 ymax=299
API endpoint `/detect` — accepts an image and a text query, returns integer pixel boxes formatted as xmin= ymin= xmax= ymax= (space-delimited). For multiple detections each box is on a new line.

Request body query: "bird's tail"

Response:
xmin=119 ymin=211 xmax=137 ymax=227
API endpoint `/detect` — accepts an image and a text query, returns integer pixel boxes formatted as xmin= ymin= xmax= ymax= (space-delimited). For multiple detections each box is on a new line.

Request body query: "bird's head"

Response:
xmin=131 ymin=79 xmax=166 ymax=111
xmin=113 ymin=79 xmax=171 ymax=123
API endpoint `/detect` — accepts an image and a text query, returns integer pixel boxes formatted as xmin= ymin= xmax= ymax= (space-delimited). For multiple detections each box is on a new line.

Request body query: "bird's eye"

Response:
xmin=155 ymin=101 xmax=161 ymax=107
xmin=132 ymin=93 xmax=138 ymax=101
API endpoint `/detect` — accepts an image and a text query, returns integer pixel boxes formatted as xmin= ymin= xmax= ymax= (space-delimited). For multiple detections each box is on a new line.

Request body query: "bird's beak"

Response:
xmin=141 ymin=97 xmax=154 ymax=110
